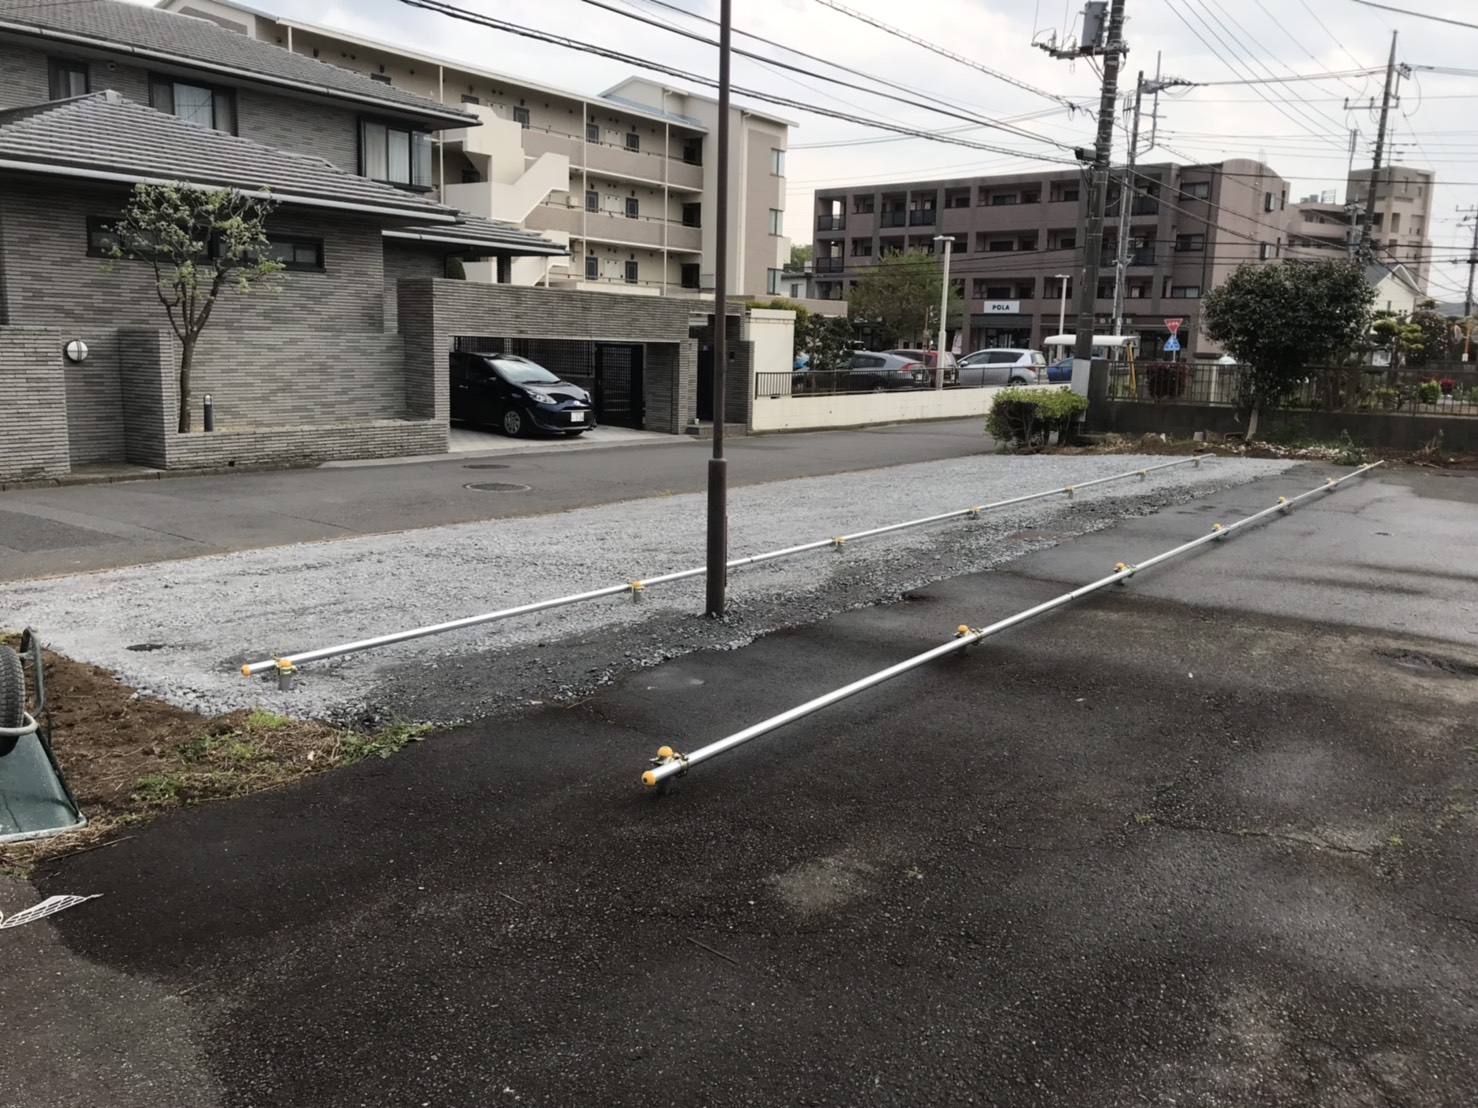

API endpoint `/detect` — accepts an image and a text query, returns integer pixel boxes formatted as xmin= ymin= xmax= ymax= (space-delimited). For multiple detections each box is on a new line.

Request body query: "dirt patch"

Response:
xmin=0 ymin=636 xmax=429 ymax=875
xmin=1054 ymin=432 xmax=1478 ymax=469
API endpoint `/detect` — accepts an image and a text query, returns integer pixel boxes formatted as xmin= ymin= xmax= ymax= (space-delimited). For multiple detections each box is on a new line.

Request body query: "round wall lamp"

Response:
xmin=64 ymin=339 xmax=89 ymax=364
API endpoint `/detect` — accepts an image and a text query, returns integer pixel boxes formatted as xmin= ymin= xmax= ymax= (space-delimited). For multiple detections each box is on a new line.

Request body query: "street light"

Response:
xmin=932 ymin=233 xmax=953 ymax=391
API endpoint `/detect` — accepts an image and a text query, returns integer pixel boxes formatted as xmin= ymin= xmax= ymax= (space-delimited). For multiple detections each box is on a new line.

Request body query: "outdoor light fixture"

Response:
xmin=63 ymin=339 xmax=88 ymax=364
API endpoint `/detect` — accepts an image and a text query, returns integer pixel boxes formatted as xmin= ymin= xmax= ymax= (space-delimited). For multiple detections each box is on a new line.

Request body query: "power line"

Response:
xmin=1347 ymin=0 xmax=1478 ymax=31
xmin=392 ymin=0 xmax=1079 ymax=163
xmin=809 ymin=0 xmax=1076 ymax=108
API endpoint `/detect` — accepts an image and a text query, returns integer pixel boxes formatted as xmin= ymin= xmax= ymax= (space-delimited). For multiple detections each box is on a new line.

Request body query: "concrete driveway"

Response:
xmin=8 ymin=466 xmax=1478 ymax=1107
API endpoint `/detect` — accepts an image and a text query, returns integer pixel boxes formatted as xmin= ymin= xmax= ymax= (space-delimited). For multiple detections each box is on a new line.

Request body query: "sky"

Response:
xmin=141 ymin=0 xmax=1478 ymax=303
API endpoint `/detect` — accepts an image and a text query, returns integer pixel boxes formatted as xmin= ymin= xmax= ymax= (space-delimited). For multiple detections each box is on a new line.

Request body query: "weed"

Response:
xmin=179 ymin=734 xmax=217 ymax=763
xmin=1332 ymin=430 xmax=1367 ymax=467
xmin=339 ymin=721 xmax=433 ymax=763
xmin=1386 ymin=835 xmax=1404 ymax=847
xmin=131 ymin=774 xmax=184 ymax=804
xmin=226 ymin=738 xmax=273 ymax=764
xmin=904 ymin=867 xmax=924 ymax=880
xmin=246 ymin=708 xmax=289 ymax=730
xmin=1134 ymin=813 xmax=1155 ymax=825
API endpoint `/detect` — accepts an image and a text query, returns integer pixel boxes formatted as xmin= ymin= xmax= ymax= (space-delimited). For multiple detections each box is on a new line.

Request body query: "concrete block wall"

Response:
xmin=0 ymin=327 xmax=69 ymax=482
xmin=384 ymin=243 xmax=447 ymax=334
xmin=118 ymin=328 xmax=170 ymax=468
xmin=164 ymin=420 xmax=445 ymax=469
xmin=62 ymin=331 xmax=126 ymax=465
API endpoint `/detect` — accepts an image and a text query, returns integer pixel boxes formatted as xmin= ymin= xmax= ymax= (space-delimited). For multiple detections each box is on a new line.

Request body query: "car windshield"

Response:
xmin=492 ymin=357 xmax=561 ymax=385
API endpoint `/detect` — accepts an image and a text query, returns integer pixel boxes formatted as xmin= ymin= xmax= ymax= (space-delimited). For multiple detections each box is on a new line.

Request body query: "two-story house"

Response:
xmin=0 ymin=0 xmax=575 ymax=480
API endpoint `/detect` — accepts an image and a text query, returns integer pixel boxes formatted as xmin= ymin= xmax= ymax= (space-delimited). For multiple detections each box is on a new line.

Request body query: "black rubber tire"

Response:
xmin=501 ymin=408 xmax=528 ymax=437
xmin=871 ymin=383 xmax=886 ymax=393
xmin=0 ymin=644 xmax=25 ymax=755
xmin=563 ymin=430 xmax=586 ymax=437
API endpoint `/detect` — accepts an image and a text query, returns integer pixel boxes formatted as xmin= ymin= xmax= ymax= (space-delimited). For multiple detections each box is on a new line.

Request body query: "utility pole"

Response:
xmin=1459 ymin=207 xmax=1478 ymax=319
xmin=1360 ymin=31 xmax=1403 ymax=262
xmin=705 ymin=0 xmax=732 ymax=618
xmin=1112 ymin=69 xmax=1191 ymax=337
xmin=1039 ymin=0 xmax=1129 ymax=394
xmin=932 ymin=234 xmax=953 ymax=390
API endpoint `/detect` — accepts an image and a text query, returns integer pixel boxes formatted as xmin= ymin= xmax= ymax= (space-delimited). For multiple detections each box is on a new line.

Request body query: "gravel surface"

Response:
xmin=0 ymin=455 xmax=1292 ymax=723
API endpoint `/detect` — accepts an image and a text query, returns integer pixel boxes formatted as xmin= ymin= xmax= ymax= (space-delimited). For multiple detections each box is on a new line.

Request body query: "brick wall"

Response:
xmin=118 ymin=328 xmax=169 ymax=467
xmin=397 ymin=279 xmax=708 ymax=433
xmin=164 ymin=419 xmax=445 ymax=469
xmin=0 ymin=327 xmax=69 ymax=482
xmin=383 ymin=242 xmax=447 ymax=334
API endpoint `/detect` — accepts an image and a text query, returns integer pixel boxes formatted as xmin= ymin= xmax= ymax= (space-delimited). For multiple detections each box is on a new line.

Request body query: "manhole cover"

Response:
xmin=464 ymin=482 xmax=532 ymax=493
xmin=463 ymin=463 xmax=510 ymax=470
xmin=1377 ymin=650 xmax=1478 ymax=679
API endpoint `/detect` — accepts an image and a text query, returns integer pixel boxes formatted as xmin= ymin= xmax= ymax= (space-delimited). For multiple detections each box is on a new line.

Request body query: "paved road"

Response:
xmin=13 ymin=465 xmax=1476 ymax=1107
xmin=0 ymin=419 xmax=994 ymax=581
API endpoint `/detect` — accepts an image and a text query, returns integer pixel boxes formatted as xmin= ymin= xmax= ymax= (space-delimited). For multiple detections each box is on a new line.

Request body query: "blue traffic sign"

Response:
xmin=1163 ymin=336 xmax=1181 ymax=352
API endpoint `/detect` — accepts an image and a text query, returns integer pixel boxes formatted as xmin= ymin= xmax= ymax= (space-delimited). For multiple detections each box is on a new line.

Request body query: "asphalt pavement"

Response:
xmin=8 ymin=463 xmax=1476 ymax=1107
xmin=0 ymin=419 xmax=997 ymax=581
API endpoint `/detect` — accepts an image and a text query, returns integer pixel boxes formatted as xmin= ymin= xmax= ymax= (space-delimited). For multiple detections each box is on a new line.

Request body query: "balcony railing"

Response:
xmin=1132 ymin=197 xmax=1160 ymax=215
xmin=880 ymin=211 xmax=906 ymax=227
xmin=817 ymin=214 xmax=846 ymax=231
xmin=814 ymin=257 xmax=845 ymax=273
xmin=908 ymin=210 xmax=936 ymax=226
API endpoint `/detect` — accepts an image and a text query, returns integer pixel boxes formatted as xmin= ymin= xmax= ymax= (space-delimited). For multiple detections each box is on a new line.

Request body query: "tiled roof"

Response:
xmin=385 ymin=211 xmax=568 ymax=256
xmin=0 ymin=91 xmax=452 ymax=220
xmin=0 ymin=0 xmax=474 ymax=126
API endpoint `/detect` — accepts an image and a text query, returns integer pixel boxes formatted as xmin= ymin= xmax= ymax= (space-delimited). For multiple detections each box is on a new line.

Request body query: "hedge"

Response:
xmin=985 ymin=386 xmax=1089 ymax=447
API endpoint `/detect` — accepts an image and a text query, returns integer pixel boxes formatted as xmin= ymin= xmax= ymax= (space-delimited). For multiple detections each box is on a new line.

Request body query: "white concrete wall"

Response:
xmin=751 ymin=385 xmax=1003 ymax=433
xmin=746 ymin=308 xmax=795 ymax=377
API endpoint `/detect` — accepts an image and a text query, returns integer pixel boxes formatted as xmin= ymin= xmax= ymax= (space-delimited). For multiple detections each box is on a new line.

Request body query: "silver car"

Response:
xmin=957 ymin=348 xmax=1046 ymax=387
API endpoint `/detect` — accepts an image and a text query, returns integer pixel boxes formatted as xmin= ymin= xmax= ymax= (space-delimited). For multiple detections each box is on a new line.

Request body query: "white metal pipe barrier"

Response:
xmin=242 ymin=456 xmax=1212 ymax=681
xmin=640 ymin=462 xmax=1384 ymax=789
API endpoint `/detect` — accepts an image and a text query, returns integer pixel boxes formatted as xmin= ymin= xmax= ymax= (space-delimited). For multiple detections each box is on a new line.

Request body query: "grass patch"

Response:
xmin=246 ymin=707 xmax=289 ymax=730
xmin=338 ymin=721 xmax=433 ymax=763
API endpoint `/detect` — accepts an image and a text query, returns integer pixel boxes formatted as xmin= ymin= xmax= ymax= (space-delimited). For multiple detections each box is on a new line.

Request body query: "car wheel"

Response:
xmin=0 ymin=645 xmax=25 ymax=757
xmin=871 ymin=383 xmax=886 ymax=393
xmin=501 ymin=408 xmax=529 ymax=437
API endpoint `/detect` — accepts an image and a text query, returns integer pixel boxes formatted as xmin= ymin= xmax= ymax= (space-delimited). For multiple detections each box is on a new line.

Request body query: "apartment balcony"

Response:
xmin=442 ymin=109 xmax=570 ymax=224
xmin=817 ymin=214 xmax=845 ymax=231
xmin=908 ymin=210 xmax=936 ymax=226
xmin=529 ymin=202 xmax=703 ymax=252
xmin=814 ymin=257 xmax=845 ymax=273
xmin=880 ymin=211 xmax=907 ymax=228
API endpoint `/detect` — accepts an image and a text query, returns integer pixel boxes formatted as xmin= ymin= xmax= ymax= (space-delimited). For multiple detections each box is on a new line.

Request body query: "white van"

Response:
xmin=1043 ymin=334 xmax=1139 ymax=363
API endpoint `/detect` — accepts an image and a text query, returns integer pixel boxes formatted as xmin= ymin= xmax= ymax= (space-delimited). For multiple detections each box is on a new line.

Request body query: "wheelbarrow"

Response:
xmin=0 ymin=629 xmax=85 ymax=843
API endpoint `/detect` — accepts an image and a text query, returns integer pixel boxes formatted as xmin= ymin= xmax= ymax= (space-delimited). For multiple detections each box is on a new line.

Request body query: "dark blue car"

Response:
xmin=1047 ymin=357 xmax=1074 ymax=383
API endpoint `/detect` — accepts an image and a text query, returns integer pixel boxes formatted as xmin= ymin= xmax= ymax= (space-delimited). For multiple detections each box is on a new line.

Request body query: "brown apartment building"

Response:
xmin=813 ymin=159 xmax=1292 ymax=359
xmin=1285 ymin=166 xmax=1434 ymax=290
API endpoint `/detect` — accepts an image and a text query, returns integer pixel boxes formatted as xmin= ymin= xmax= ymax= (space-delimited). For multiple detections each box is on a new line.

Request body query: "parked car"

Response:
xmin=957 ymin=348 xmax=1046 ymax=387
xmin=801 ymin=351 xmax=926 ymax=392
xmin=1047 ymin=356 xmax=1074 ymax=383
xmin=886 ymin=348 xmax=960 ymax=387
xmin=449 ymin=351 xmax=596 ymax=437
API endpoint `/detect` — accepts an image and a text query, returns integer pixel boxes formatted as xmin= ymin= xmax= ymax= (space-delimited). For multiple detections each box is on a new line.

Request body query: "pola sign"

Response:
xmin=980 ymin=300 xmax=1021 ymax=314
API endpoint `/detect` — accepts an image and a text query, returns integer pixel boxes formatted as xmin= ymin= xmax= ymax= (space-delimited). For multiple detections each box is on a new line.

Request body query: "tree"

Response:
xmin=787 ymin=243 xmax=812 ymax=271
xmin=108 ymin=184 xmax=285 ymax=432
xmin=1372 ymin=312 xmax=1426 ymax=367
xmin=797 ymin=313 xmax=854 ymax=372
xmin=1405 ymin=307 xmax=1450 ymax=367
xmin=1201 ymin=259 xmax=1374 ymax=438
xmin=846 ymin=249 xmax=962 ymax=349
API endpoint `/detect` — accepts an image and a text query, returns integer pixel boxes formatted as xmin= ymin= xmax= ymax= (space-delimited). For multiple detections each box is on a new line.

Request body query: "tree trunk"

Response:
xmin=178 ymin=336 xmax=194 ymax=434
xmin=1246 ymin=405 xmax=1260 ymax=442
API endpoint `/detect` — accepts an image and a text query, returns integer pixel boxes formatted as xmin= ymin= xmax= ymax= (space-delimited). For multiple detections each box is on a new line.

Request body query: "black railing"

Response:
xmin=1103 ymin=364 xmax=1478 ymax=414
xmin=814 ymin=257 xmax=845 ymax=273
xmin=1132 ymin=197 xmax=1160 ymax=215
xmin=880 ymin=211 xmax=906 ymax=227
xmin=756 ymin=370 xmax=937 ymax=397
xmin=908 ymin=210 xmax=936 ymax=226
xmin=817 ymin=214 xmax=845 ymax=231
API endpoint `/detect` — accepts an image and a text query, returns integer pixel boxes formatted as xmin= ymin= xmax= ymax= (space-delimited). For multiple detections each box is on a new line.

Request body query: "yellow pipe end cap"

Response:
xmin=1115 ymin=562 xmax=1128 ymax=572
xmin=1064 ymin=485 xmax=1075 ymax=493
xmin=657 ymin=745 xmax=674 ymax=759
xmin=240 ymin=664 xmax=252 ymax=677
xmin=1211 ymin=523 xmax=1224 ymax=531
xmin=834 ymin=537 xmax=845 ymax=545
xmin=956 ymin=624 xmax=971 ymax=636
xmin=1278 ymin=496 xmax=1288 ymax=503
xmin=641 ymin=771 xmax=657 ymax=788
xmin=276 ymin=658 xmax=294 ymax=670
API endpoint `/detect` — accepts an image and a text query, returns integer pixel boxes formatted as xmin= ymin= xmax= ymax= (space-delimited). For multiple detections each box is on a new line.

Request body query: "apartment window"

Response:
xmin=985 ymin=285 xmax=1012 ymax=299
xmin=1258 ymin=242 xmax=1271 ymax=261
xmin=369 ymin=73 xmax=391 ymax=85
xmin=1182 ymin=181 xmax=1210 ymax=200
xmin=988 ymin=240 xmax=1014 ymax=252
xmin=1175 ymin=233 xmax=1205 ymax=252
xmin=513 ymin=106 xmax=530 ymax=128
xmin=150 ymin=75 xmax=236 ymax=133
xmin=1264 ymin=192 xmax=1275 ymax=212
xmin=683 ymin=137 xmax=703 ymax=165
xmin=462 ymin=168 xmax=481 ymax=184
xmin=767 ymin=267 xmax=782 ymax=294
xmin=850 ymin=238 xmax=872 ymax=256
xmin=1021 ymin=189 xmax=1041 ymax=204
xmin=991 ymin=194 xmax=1018 ymax=206
xmin=682 ymin=203 xmax=701 ymax=228
xmin=1057 ymin=235 xmax=1076 ymax=250
xmin=462 ymin=94 xmax=481 ymax=105
xmin=768 ymin=208 xmax=783 ymax=236
xmin=585 ymin=254 xmax=598 ymax=279
xmin=624 ymin=260 xmax=639 ymax=284
xmin=770 ymin=148 xmax=785 ymax=176
xmin=48 ymin=57 xmax=88 ymax=100
xmin=681 ymin=263 xmax=700 ymax=289
xmin=625 ymin=196 xmax=640 ymax=219
xmin=971 ymin=278 xmax=987 ymax=298
xmin=361 ymin=120 xmax=433 ymax=188
xmin=1018 ymin=235 xmax=1037 ymax=251
xmin=625 ymin=132 xmax=640 ymax=152
xmin=1171 ymin=285 xmax=1201 ymax=298
xmin=264 ymin=235 xmax=324 ymax=272
xmin=1015 ymin=280 xmax=1035 ymax=299
xmin=587 ymin=122 xmax=600 ymax=143
xmin=85 ymin=216 xmax=120 ymax=258
xmin=853 ymin=195 xmax=874 ymax=214
xmin=585 ymin=190 xmax=599 ymax=212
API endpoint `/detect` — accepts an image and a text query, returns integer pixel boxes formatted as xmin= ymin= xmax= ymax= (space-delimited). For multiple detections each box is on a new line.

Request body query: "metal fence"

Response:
xmin=755 ymin=370 xmax=939 ymax=397
xmin=1105 ymin=363 xmax=1478 ymax=416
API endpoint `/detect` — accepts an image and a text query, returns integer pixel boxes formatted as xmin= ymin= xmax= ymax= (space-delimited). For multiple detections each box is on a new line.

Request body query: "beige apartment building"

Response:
xmin=814 ymin=159 xmax=1292 ymax=358
xmin=1285 ymin=166 xmax=1434 ymax=291
xmin=158 ymin=0 xmax=791 ymax=299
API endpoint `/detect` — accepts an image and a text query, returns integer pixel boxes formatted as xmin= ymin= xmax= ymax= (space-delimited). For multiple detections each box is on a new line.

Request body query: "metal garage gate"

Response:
xmin=452 ymin=338 xmax=645 ymax=429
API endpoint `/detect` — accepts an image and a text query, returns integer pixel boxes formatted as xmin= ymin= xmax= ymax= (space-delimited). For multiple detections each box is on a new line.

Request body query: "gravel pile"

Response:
xmin=0 ymin=455 xmax=1293 ymax=723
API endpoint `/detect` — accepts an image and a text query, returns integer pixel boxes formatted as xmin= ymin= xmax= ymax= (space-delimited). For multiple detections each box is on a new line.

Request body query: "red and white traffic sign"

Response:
xmin=1164 ymin=318 xmax=1183 ymax=336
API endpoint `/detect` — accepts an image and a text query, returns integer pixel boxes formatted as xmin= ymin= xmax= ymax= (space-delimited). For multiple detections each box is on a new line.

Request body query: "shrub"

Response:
xmin=1417 ymin=379 xmax=1442 ymax=405
xmin=986 ymin=386 xmax=1089 ymax=448
xmin=1439 ymin=377 xmax=1457 ymax=396
xmin=1141 ymin=361 xmax=1190 ymax=400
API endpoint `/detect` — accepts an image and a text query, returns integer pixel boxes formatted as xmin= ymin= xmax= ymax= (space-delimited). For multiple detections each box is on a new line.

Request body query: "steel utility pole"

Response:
xmin=705 ymin=0 xmax=732 ymax=618
xmin=1360 ymin=31 xmax=1401 ymax=262
xmin=1459 ymin=207 xmax=1478 ymax=319
xmin=932 ymin=234 xmax=953 ymax=389
xmin=1039 ymin=0 xmax=1128 ymax=393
